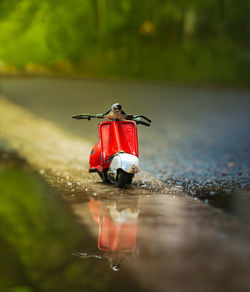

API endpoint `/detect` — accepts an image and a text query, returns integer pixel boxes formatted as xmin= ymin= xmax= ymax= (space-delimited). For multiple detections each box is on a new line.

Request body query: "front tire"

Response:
xmin=98 ymin=169 xmax=110 ymax=183
xmin=115 ymin=169 xmax=133 ymax=188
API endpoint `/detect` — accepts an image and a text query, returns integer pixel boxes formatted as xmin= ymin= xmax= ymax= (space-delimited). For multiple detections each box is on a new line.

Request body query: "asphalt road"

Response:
xmin=1 ymin=77 xmax=250 ymax=292
xmin=0 ymin=76 xmax=249 ymax=196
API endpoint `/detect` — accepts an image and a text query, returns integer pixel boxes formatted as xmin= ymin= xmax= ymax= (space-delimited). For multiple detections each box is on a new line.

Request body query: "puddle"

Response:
xmin=205 ymin=191 xmax=250 ymax=225
xmin=72 ymin=195 xmax=139 ymax=271
xmin=70 ymin=192 xmax=250 ymax=292
xmin=0 ymin=153 xmax=146 ymax=292
xmin=1 ymin=152 xmax=250 ymax=292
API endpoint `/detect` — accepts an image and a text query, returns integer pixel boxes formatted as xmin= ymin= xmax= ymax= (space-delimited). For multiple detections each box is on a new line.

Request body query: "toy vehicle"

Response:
xmin=72 ymin=106 xmax=151 ymax=188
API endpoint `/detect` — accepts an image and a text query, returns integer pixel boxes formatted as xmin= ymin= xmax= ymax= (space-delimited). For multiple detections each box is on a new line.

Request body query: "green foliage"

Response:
xmin=0 ymin=0 xmax=249 ymax=85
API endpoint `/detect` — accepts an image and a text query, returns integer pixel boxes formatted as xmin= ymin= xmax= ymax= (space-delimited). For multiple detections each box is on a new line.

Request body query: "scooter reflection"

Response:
xmin=73 ymin=195 xmax=139 ymax=271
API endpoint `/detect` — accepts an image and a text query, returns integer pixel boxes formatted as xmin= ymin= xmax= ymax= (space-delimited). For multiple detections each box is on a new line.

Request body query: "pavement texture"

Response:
xmin=0 ymin=77 xmax=249 ymax=197
xmin=0 ymin=96 xmax=176 ymax=195
xmin=0 ymin=94 xmax=250 ymax=292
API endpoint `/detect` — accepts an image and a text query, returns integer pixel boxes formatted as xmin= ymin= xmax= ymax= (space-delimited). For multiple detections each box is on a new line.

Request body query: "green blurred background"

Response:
xmin=0 ymin=0 xmax=249 ymax=86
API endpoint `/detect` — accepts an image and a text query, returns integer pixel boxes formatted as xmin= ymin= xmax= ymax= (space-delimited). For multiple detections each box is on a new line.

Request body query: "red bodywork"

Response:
xmin=89 ymin=120 xmax=138 ymax=172
xmin=89 ymin=199 xmax=138 ymax=252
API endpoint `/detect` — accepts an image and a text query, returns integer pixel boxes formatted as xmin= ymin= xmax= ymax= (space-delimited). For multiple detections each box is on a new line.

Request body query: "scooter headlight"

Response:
xmin=111 ymin=103 xmax=122 ymax=112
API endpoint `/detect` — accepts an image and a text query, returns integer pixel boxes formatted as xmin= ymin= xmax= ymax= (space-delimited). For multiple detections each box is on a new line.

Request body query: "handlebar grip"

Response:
xmin=134 ymin=115 xmax=151 ymax=123
xmin=72 ymin=114 xmax=91 ymax=120
xmin=137 ymin=120 xmax=150 ymax=127
xmin=140 ymin=116 xmax=151 ymax=123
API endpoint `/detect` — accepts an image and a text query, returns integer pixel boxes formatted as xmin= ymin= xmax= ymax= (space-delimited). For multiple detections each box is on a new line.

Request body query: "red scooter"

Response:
xmin=72 ymin=104 xmax=151 ymax=188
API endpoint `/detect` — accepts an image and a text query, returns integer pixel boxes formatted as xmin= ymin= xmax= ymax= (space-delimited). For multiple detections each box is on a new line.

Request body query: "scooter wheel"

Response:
xmin=98 ymin=169 xmax=110 ymax=183
xmin=115 ymin=169 xmax=133 ymax=188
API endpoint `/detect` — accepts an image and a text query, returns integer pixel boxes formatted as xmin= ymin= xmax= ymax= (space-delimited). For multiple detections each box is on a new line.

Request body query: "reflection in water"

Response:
xmin=73 ymin=195 xmax=139 ymax=271
xmin=0 ymin=155 xmax=146 ymax=292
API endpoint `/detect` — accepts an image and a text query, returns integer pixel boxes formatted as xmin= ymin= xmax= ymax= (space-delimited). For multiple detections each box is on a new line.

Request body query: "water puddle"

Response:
xmin=0 ymin=153 xmax=146 ymax=292
xmin=1 ymin=152 xmax=250 ymax=292
xmin=205 ymin=190 xmax=250 ymax=225
xmin=72 ymin=195 xmax=139 ymax=271
xmin=70 ymin=192 xmax=250 ymax=292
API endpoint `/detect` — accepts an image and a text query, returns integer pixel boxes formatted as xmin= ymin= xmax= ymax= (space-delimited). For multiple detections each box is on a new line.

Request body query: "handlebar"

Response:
xmin=72 ymin=114 xmax=151 ymax=126
xmin=133 ymin=115 xmax=151 ymax=123
xmin=136 ymin=120 xmax=150 ymax=127
xmin=72 ymin=114 xmax=95 ymax=120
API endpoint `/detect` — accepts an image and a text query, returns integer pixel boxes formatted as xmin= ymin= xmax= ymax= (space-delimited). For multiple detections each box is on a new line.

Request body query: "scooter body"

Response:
xmin=89 ymin=120 xmax=140 ymax=187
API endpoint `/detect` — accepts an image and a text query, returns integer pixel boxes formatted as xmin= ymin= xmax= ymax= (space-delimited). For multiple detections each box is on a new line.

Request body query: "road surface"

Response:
xmin=0 ymin=76 xmax=249 ymax=196
xmin=0 ymin=77 xmax=250 ymax=292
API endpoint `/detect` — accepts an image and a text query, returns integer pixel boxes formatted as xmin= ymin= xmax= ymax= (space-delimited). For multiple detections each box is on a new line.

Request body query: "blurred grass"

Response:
xmin=0 ymin=0 xmax=249 ymax=86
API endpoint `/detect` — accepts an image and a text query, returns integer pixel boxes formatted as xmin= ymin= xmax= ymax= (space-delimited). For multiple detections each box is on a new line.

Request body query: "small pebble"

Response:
xmin=227 ymin=162 xmax=235 ymax=168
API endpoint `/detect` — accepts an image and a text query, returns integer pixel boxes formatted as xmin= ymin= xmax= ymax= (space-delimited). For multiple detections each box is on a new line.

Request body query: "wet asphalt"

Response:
xmin=1 ymin=77 xmax=250 ymax=292
xmin=0 ymin=76 xmax=249 ymax=196
xmin=1 ymin=152 xmax=250 ymax=292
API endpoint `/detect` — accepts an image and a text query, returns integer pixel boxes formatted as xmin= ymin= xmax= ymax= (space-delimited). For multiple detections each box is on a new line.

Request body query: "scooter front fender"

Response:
xmin=110 ymin=153 xmax=140 ymax=174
